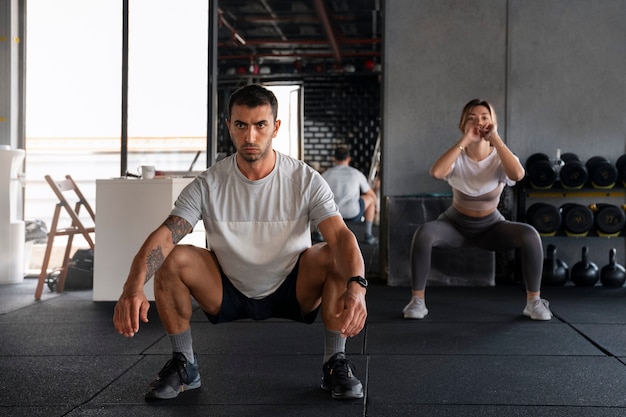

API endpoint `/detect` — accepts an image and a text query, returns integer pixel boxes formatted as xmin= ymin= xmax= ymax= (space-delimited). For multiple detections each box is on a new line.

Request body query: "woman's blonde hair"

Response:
xmin=458 ymin=99 xmax=498 ymax=132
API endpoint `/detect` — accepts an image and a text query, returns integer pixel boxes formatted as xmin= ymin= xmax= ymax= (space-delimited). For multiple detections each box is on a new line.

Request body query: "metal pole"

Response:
xmin=120 ymin=0 xmax=129 ymax=176
xmin=207 ymin=0 xmax=218 ymax=167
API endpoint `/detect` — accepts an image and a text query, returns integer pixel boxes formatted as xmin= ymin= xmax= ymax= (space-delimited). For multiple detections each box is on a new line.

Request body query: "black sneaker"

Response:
xmin=145 ymin=352 xmax=201 ymax=400
xmin=321 ymin=352 xmax=364 ymax=400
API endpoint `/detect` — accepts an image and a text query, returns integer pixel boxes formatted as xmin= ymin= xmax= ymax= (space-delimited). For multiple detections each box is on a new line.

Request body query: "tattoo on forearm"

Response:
xmin=164 ymin=216 xmax=193 ymax=244
xmin=143 ymin=217 xmax=192 ymax=283
xmin=145 ymin=247 xmax=165 ymax=283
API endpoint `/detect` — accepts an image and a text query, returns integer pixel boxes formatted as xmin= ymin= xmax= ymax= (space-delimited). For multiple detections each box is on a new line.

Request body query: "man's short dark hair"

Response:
xmin=228 ymin=84 xmax=279 ymax=121
xmin=334 ymin=145 xmax=350 ymax=161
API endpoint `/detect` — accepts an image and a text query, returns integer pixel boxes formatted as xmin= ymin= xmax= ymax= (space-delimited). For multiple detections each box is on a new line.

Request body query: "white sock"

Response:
xmin=168 ymin=327 xmax=195 ymax=364
xmin=324 ymin=328 xmax=346 ymax=363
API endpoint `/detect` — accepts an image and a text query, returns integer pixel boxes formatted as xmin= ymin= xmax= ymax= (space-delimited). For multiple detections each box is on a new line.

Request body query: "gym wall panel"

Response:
xmin=507 ymin=0 xmax=626 ymax=162
xmin=381 ymin=0 xmax=626 ymax=282
xmin=383 ymin=0 xmax=507 ymax=196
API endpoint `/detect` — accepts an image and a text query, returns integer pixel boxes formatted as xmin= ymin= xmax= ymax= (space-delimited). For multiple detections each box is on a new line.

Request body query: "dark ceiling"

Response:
xmin=217 ymin=0 xmax=382 ymax=75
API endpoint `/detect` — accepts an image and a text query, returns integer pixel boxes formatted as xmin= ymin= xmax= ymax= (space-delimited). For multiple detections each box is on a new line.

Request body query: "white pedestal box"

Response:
xmin=93 ymin=178 xmax=205 ymax=301
xmin=0 ymin=148 xmax=25 ymax=284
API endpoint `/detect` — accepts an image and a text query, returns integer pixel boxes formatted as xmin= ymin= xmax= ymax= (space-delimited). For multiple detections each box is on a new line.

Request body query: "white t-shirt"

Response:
xmin=322 ymin=165 xmax=371 ymax=219
xmin=171 ymin=151 xmax=339 ymax=299
xmin=446 ymin=147 xmax=516 ymax=195
xmin=445 ymin=148 xmax=517 ymax=211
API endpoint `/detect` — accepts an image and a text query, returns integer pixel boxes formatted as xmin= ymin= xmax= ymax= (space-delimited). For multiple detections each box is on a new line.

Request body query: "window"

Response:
xmin=266 ymin=85 xmax=302 ymax=160
xmin=25 ymin=0 xmax=122 ymax=227
xmin=25 ymin=0 xmax=208 ymax=232
xmin=127 ymin=0 xmax=208 ymax=174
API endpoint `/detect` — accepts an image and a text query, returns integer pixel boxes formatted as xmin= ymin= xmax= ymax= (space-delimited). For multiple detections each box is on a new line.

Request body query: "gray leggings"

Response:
xmin=410 ymin=206 xmax=543 ymax=292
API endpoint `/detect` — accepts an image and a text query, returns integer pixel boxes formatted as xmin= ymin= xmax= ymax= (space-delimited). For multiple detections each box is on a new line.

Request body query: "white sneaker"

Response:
xmin=523 ymin=298 xmax=552 ymax=321
xmin=403 ymin=297 xmax=428 ymax=319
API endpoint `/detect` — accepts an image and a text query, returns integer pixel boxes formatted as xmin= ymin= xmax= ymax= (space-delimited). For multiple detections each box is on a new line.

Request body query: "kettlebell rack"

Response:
xmin=516 ymin=185 xmax=626 ymax=286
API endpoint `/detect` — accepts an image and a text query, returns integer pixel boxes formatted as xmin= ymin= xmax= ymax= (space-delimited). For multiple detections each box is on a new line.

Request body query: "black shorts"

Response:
xmin=204 ymin=255 xmax=320 ymax=324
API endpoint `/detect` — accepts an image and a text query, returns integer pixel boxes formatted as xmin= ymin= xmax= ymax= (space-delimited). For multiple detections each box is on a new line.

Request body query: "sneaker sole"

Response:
xmin=403 ymin=309 xmax=428 ymax=319
xmin=321 ymin=383 xmax=364 ymax=400
xmin=523 ymin=309 xmax=552 ymax=321
xmin=145 ymin=377 xmax=202 ymax=400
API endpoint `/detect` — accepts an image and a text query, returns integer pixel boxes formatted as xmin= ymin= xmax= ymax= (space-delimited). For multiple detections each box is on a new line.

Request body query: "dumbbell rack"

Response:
xmin=516 ymin=185 xmax=626 ymax=276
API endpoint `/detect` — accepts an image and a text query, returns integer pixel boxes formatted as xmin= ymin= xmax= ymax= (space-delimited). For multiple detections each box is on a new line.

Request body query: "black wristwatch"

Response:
xmin=347 ymin=275 xmax=368 ymax=289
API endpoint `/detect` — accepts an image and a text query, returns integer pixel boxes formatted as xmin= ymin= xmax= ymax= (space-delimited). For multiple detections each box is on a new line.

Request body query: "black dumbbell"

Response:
xmin=525 ymin=153 xmax=556 ymax=189
xmin=559 ymin=153 xmax=588 ymax=189
xmin=586 ymin=156 xmax=617 ymax=189
xmin=615 ymin=154 xmax=626 ymax=187
xmin=526 ymin=202 xmax=561 ymax=236
xmin=590 ymin=203 xmax=625 ymax=237
xmin=560 ymin=203 xmax=594 ymax=236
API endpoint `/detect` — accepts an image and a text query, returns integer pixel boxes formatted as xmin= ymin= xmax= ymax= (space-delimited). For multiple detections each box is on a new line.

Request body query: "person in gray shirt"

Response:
xmin=113 ymin=84 xmax=367 ymax=401
xmin=322 ymin=145 xmax=379 ymax=244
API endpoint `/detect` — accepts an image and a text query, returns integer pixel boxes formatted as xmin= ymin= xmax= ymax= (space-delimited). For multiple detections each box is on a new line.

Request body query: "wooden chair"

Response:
xmin=35 ymin=175 xmax=95 ymax=300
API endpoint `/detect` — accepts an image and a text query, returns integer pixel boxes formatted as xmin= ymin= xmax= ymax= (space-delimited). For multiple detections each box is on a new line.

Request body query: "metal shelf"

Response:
xmin=525 ymin=189 xmax=626 ymax=199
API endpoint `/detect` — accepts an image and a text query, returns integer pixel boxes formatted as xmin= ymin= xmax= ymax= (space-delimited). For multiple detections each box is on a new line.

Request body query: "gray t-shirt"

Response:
xmin=171 ymin=151 xmax=339 ymax=299
xmin=322 ymin=165 xmax=371 ymax=219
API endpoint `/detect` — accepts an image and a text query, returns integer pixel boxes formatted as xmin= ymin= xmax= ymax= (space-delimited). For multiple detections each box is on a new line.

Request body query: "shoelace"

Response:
xmin=158 ymin=357 xmax=188 ymax=382
xmin=404 ymin=297 xmax=423 ymax=311
xmin=330 ymin=358 xmax=356 ymax=379
xmin=529 ymin=299 xmax=551 ymax=319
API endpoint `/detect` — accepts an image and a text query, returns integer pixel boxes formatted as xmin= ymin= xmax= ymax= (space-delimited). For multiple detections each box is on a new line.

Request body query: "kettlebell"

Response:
xmin=542 ymin=244 xmax=569 ymax=286
xmin=571 ymin=246 xmax=599 ymax=286
xmin=600 ymin=248 xmax=626 ymax=287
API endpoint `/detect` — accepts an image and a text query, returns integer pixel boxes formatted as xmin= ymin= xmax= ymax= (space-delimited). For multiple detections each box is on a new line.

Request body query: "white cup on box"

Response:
xmin=139 ymin=165 xmax=156 ymax=179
